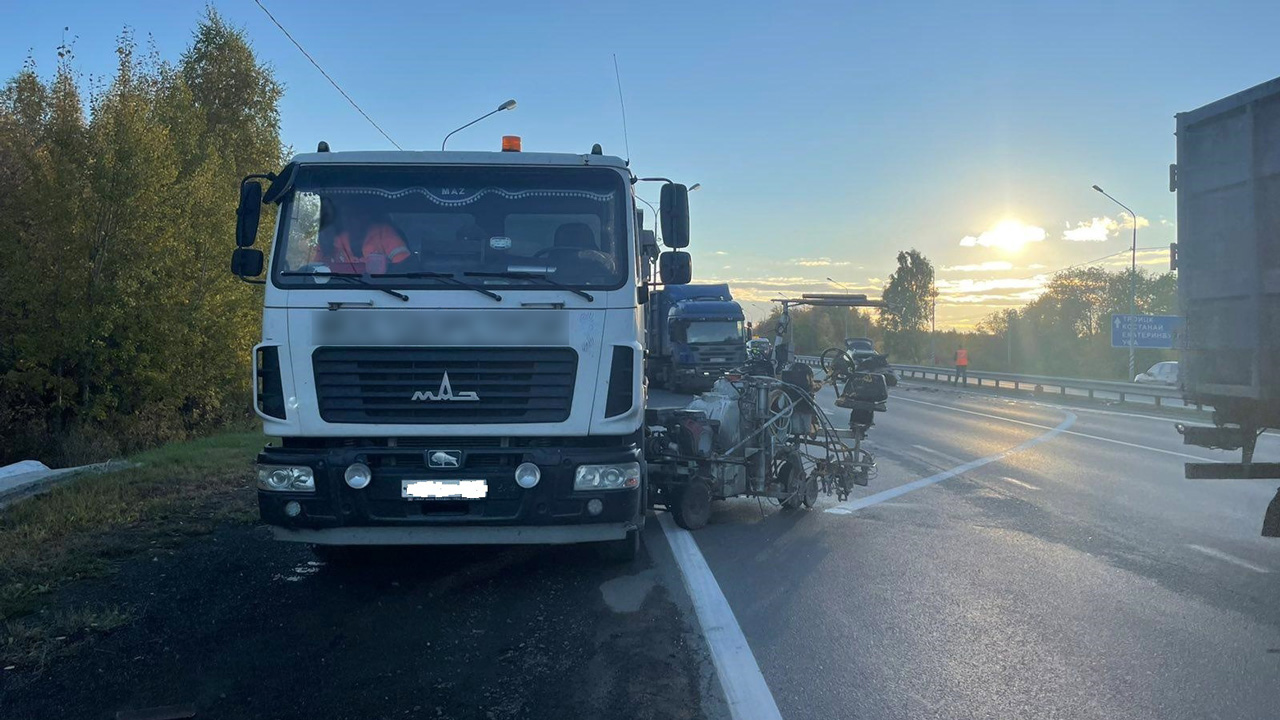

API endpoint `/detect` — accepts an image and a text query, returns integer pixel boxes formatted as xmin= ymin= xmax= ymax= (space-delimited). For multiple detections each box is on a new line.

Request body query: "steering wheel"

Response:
xmin=533 ymin=246 xmax=586 ymax=260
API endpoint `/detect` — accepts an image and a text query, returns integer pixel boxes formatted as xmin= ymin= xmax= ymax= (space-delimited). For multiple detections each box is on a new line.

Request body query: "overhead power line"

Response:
xmin=252 ymin=0 xmax=402 ymax=150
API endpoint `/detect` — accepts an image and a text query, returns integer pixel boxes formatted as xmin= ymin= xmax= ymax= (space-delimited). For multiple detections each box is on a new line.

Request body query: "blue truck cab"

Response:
xmin=646 ymin=283 xmax=746 ymax=392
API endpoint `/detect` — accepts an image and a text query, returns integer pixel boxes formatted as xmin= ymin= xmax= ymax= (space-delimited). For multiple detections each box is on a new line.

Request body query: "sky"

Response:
xmin=4 ymin=0 xmax=1279 ymax=328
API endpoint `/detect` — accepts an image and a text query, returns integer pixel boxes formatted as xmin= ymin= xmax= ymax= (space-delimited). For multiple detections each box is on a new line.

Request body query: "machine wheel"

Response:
xmin=672 ymin=480 xmax=712 ymax=530
xmin=780 ymin=459 xmax=804 ymax=510
xmin=802 ymin=473 xmax=819 ymax=508
xmin=598 ymin=529 xmax=640 ymax=563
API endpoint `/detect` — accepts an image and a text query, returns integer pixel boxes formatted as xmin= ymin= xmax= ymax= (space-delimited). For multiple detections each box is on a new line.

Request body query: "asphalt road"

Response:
xmin=6 ymin=380 xmax=1278 ymax=719
xmin=688 ymin=379 xmax=1280 ymax=720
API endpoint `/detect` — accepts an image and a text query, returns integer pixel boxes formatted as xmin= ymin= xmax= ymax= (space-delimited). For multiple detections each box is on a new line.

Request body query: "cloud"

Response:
xmin=788 ymin=257 xmax=851 ymax=267
xmin=1064 ymin=217 xmax=1116 ymax=242
xmin=711 ymin=250 xmax=729 ymax=256
xmin=1064 ymin=215 xmax=1151 ymax=241
xmin=959 ymin=220 xmax=1047 ymax=250
xmin=1101 ymin=247 xmax=1171 ymax=268
xmin=941 ymin=261 xmax=1014 ymax=272
xmin=934 ymin=276 xmax=1049 ymax=305
xmin=1028 ymin=263 xmax=1047 ymax=269
xmin=700 ymin=275 xmax=881 ymax=303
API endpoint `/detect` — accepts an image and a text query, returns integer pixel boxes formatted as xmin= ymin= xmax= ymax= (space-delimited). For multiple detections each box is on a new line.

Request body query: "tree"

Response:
xmin=0 ymin=10 xmax=283 ymax=464
xmin=880 ymin=249 xmax=936 ymax=361
xmin=974 ymin=266 xmax=1179 ymax=379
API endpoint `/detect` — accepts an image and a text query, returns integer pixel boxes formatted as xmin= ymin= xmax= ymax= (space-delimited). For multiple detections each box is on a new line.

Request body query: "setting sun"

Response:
xmin=959 ymin=219 xmax=1047 ymax=253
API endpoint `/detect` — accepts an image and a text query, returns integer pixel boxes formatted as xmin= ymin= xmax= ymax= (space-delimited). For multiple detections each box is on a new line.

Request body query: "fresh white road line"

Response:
xmin=893 ymin=395 xmax=1220 ymax=462
xmin=911 ymin=444 xmax=966 ymax=465
xmin=827 ymin=410 xmax=1077 ymax=515
xmin=1185 ymin=544 xmax=1270 ymax=574
xmin=658 ymin=513 xmax=783 ymax=720
xmin=999 ymin=476 xmax=1041 ymax=490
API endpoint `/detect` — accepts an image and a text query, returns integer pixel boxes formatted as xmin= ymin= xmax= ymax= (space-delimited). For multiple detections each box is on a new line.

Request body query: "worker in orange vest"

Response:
xmin=953 ymin=346 xmax=969 ymax=385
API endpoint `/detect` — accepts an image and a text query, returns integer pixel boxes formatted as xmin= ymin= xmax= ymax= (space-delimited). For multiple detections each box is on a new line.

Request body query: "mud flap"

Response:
xmin=1263 ymin=488 xmax=1280 ymax=538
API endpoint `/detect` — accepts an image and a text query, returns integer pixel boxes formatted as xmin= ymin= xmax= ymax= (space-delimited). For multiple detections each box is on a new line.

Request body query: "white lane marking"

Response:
xmin=893 ymin=395 xmax=1219 ymax=462
xmin=999 ymin=476 xmax=1040 ymax=490
xmin=657 ymin=513 xmax=783 ymax=720
xmin=911 ymin=444 xmax=966 ymax=465
xmin=827 ymin=410 xmax=1076 ymax=515
xmin=1185 ymin=544 xmax=1270 ymax=574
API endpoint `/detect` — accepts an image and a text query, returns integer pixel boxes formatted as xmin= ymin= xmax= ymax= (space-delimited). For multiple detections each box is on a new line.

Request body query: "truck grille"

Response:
xmin=312 ymin=347 xmax=577 ymax=424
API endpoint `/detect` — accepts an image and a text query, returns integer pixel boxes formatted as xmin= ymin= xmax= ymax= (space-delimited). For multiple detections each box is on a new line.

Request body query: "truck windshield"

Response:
xmin=272 ymin=165 xmax=629 ymax=290
xmin=685 ymin=320 xmax=743 ymax=344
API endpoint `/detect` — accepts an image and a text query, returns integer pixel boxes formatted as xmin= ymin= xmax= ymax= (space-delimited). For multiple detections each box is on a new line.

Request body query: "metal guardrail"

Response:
xmin=793 ymin=355 xmax=1196 ymax=409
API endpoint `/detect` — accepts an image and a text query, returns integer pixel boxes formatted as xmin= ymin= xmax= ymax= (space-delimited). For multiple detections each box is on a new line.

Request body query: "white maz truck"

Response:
xmin=230 ymin=141 xmax=693 ymax=561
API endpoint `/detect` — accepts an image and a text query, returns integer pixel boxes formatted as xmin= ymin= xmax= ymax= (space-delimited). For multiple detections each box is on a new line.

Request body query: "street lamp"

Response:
xmin=442 ymin=99 xmax=517 ymax=151
xmin=826 ymin=277 xmax=851 ymax=339
xmin=1092 ymin=184 xmax=1138 ymax=379
xmin=688 ymin=183 xmax=702 ymax=192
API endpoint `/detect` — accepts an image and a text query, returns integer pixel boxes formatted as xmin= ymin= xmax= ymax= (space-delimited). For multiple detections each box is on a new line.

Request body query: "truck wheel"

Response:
xmin=598 ymin=529 xmax=640 ymax=563
xmin=672 ymin=480 xmax=712 ymax=530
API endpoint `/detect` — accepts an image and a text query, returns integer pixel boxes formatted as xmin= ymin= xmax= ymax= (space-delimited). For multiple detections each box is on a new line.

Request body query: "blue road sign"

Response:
xmin=1111 ymin=314 xmax=1182 ymax=349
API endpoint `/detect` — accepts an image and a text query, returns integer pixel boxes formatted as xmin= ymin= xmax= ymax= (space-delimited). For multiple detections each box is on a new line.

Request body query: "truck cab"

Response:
xmin=645 ymin=283 xmax=746 ymax=392
xmin=231 ymin=144 xmax=693 ymax=560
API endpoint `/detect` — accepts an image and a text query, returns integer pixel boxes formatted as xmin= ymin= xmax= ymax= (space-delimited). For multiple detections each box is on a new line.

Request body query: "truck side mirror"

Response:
xmin=660 ymin=183 xmax=690 ymax=248
xmin=659 ymin=251 xmax=692 ymax=285
xmin=236 ymin=180 xmax=263 ymax=247
xmin=638 ymin=285 xmax=649 ymax=304
xmin=231 ymin=247 xmax=264 ymax=277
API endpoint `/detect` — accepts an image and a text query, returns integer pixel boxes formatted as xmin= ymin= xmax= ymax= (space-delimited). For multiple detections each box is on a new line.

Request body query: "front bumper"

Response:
xmin=257 ymin=437 xmax=643 ymax=542
xmin=273 ymin=522 xmax=631 ymax=545
xmin=674 ymin=365 xmax=736 ymax=385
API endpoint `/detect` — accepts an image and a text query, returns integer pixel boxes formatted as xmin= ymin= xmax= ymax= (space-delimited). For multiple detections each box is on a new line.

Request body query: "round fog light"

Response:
xmin=587 ymin=498 xmax=604 ymax=516
xmin=284 ymin=500 xmax=302 ymax=518
xmin=514 ymin=462 xmax=541 ymax=489
xmin=345 ymin=462 xmax=372 ymax=489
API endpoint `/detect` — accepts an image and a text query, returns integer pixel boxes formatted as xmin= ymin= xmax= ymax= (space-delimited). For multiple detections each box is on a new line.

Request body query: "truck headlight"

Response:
xmin=256 ymin=465 xmax=315 ymax=492
xmin=574 ymin=462 xmax=641 ymax=491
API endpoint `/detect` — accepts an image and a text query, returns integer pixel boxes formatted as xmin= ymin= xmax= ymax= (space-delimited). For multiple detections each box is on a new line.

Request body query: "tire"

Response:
xmin=672 ymin=480 xmax=712 ymax=531
xmin=780 ymin=459 xmax=804 ymax=510
xmin=598 ymin=529 xmax=640 ymax=563
xmin=801 ymin=473 xmax=819 ymax=509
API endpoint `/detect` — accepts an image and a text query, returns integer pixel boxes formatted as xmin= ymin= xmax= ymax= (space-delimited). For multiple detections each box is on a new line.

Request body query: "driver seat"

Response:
xmin=554 ymin=223 xmax=597 ymax=250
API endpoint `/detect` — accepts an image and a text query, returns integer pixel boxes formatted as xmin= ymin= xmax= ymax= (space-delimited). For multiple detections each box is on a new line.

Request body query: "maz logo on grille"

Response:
xmin=428 ymin=450 xmax=462 ymax=468
xmin=410 ymin=372 xmax=479 ymax=402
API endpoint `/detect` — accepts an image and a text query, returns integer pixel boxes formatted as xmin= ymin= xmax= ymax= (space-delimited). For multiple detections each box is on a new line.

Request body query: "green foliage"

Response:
xmin=752 ymin=305 xmax=877 ymax=356
xmin=970 ymin=266 xmax=1179 ymax=379
xmin=0 ymin=10 xmax=283 ymax=465
xmin=881 ymin=249 xmax=936 ymax=361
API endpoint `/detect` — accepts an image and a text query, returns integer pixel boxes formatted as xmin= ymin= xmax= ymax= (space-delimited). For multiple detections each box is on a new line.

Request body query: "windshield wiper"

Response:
xmin=280 ymin=271 xmax=408 ymax=301
xmin=464 ymin=271 xmax=594 ymax=302
xmin=376 ymin=271 xmax=502 ymax=302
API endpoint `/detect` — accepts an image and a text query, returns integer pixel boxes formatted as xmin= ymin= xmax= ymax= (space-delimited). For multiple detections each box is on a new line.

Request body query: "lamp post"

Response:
xmin=442 ymin=99 xmax=517 ymax=151
xmin=688 ymin=183 xmax=702 ymax=192
xmin=1092 ymin=184 xmax=1138 ymax=379
xmin=826 ymin=277 xmax=851 ymax=339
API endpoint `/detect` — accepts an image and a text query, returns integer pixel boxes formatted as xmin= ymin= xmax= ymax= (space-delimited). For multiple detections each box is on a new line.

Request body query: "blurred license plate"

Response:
xmin=402 ymin=479 xmax=487 ymax=499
